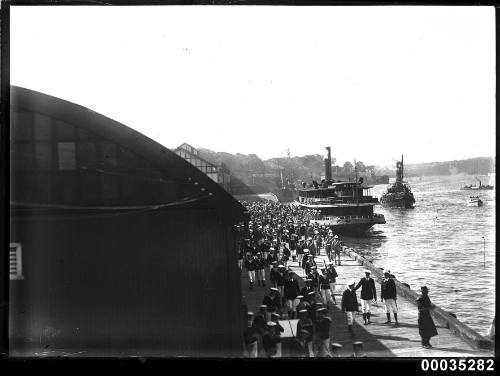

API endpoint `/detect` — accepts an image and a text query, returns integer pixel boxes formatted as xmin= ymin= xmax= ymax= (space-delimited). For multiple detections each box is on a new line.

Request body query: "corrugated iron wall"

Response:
xmin=9 ymin=207 xmax=243 ymax=357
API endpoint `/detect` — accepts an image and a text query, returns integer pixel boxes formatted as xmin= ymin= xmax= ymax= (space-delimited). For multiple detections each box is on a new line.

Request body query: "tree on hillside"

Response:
xmin=355 ymin=161 xmax=366 ymax=173
xmin=343 ymin=161 xmax=353 ymax=174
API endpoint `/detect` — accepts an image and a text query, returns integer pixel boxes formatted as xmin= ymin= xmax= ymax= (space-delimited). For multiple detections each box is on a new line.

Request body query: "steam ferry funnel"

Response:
xmin=325 ymin=147 xmax=332 ymax=182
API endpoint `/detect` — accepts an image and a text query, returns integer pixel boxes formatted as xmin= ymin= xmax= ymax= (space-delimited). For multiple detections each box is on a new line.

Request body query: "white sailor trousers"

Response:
xmin=286 ymin=298 xmax=300 ymax=311
xmin=346 ymin=311 xmax=356 ymax=325
xmin=360 ymin=299 xmax=372 ymax=313
xmin=248 ymin=270 xmax=256 ymax=283
xmin=320 ymin=288 xmax=334 ymax=304
xmin=329 ymin=282 xmax=336 ymax=293
xmin=384 ymin=299 xmax=398 ymax=313
xmin=257 ymin=269 xmax=265 ymax=281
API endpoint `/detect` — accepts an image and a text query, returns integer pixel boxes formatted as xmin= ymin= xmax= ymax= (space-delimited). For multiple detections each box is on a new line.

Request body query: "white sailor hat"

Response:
xmin=271 ymin=313 xmax=280 ymax=319
xmin=334 ymin=235 xmax=339 ymax=239
xmin=305 ymin=279 xmax=313 ymax=282
xmin=364 ymin=270 xmax=371 ymax=274
xmin=247 ymin=312 xmax=254 ymax=317
xmin=269 ymin=247 xmax=275 ymax=251
xmin=308 ymin=291 xmax=316 ymax=296
xmin=270 ymin=287 xmax=279 ymax=292
xmin=353 ymin=341 xmax=363 ymax=347
xmin=298 ymin=309 xmax=308 ymax=314
xmin=278 ymin=264 xmax=285 ymax=268
xmin=297 ymin=295 xmax=304 ymax=299
xmin=267 ymin=321 xmax=276 ymax=327
xmin=316 ymin=307 xmax=326 ymax=312
xmin=331 ymin=343 xmax=343 ymax=349
xmin=259 ymin=304 xmax=268 ymax=309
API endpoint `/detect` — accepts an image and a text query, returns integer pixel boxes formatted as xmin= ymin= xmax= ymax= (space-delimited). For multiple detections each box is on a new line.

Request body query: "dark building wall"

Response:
xmin=9 ymin=86 xmax=245 ymax=356
xmin=10 ymin=208 xmax=242 ymax=356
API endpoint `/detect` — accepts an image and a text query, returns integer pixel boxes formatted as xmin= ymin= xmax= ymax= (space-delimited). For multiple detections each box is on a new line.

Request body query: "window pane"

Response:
xmin=78 ymin=142 xmax=97 ymax=170
xmin=99 ymin=142 xmax=118 ymax=169
xmin=58 ymin=142 xmax=76 ymax=170
xmin=33 ymin=113 xmax=53 ymax=140
xmin=56 ymin=120 xmax=76 ymax=140
xmin=11 ymin=112 xmax=33 ymax=140
xmin=77 ymin=127 xmax=94 ymax=140
xmin=11 ymin=143 xmax=33 ymax=171
xmin=11 ymin=172 xmax=34 ymax=202
xmin=35 ymin=143 xmax=53 ymax=170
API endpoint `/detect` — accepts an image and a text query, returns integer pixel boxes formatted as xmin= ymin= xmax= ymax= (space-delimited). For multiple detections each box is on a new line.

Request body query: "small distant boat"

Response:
xmin=467 ymin=196 xmax=483 ymax=207
xmin=461 ymin=178 xmax=494 ymax=191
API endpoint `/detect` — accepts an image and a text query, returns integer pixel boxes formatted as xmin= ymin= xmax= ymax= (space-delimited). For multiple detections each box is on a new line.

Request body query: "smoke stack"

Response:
xmin=325 ymin=147 xmax=332 ymax=182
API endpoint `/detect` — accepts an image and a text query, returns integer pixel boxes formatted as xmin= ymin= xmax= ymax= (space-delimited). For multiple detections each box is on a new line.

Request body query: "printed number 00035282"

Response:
xmin=421 ymin=359 xmax=494 ymax=372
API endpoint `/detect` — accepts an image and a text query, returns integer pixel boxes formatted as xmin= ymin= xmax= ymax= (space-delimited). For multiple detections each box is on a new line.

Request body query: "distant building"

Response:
xmin=174 ymin=143 xmax=231 ymax=193
xmin=9 ymin=86 xmax=246 ymax=357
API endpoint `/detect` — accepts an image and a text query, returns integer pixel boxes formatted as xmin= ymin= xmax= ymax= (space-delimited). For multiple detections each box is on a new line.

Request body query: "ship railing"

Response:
xmin=316 ymin=215 xmax=380 ymax=221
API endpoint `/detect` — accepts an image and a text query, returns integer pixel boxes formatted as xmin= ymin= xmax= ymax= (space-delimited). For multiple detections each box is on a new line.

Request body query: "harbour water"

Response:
xmin=343 ymin=174 xmax=495 ymax=336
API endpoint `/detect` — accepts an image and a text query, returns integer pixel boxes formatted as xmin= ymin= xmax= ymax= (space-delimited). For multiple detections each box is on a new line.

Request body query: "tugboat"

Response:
xmin=460 ymin=178 xmax=494 ymax=191
xmin=467 ymin=196 xmax=483 ymax=207
xmin=293 ymin=147 xmax=385 ymax=234
xmin=380 ymin=155 xmax=415 ymax=209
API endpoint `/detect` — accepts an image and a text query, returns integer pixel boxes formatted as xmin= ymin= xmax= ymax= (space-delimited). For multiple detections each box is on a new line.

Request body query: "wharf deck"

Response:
xmin=241 ymin=249 xmax=493 ymax=358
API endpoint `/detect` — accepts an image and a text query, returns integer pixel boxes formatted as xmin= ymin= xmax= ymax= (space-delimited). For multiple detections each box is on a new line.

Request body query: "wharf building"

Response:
xmin=174 ymin=143 xmax=231 ymax=193
xmin=8 ymin=86 xmax=246 ymax=357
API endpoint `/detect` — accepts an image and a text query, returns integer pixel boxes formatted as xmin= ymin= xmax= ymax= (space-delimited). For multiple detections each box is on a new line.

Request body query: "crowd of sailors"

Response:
xmin=237 ymin=201 xmax=439 ymax=358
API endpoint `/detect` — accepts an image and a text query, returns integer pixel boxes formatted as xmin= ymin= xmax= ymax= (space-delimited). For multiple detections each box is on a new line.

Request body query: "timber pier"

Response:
xmin=241 ymin=246 xmax=494 ymax=357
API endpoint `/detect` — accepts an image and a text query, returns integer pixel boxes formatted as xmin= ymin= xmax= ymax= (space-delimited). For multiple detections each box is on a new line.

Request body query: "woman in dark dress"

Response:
xmin=417 ymin=286 xmax=438 ymax=348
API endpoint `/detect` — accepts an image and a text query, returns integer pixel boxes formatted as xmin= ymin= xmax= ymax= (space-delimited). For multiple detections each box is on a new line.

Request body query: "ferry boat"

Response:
xmin=467 ymin=196 xmax=483 ymax=207
xmin=380 ymin=155 xmax=416 ymax=209
xmin=293 ymin=147 xmax=386 ymax=234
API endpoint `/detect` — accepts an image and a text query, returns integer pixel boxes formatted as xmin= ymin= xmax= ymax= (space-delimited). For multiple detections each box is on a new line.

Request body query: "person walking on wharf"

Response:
xmin=354 ymin=270 xmax=377 ymax=325
xmin=326 ymin=262 xmax=338 ymax=305
xmin=341 ymin=280 xmax=359 ymax=337
xmin=256 ymin=252 xmax=266 ymax=287
xmin=319 ymin=267 xmax=335 ymax=309
xmin=284 ymin=270 xmax=301 ymax=319
xmin=314 ymin=307 xmax=332 ymax=357
xmin=244 ymin=254 xmax=257 ymax=290
xmin=417 ymin=286 xmax=438 ymax=348
xmin=332 ymin=235 xmax=342 ymax=265
xmin=297 ymin=309 xmax=315 ymax=357
xmin=289 ymin=329 xmax=311 ymax=358
xmin=262 ymin=288 xmax=281 ymax=321
xmin=381 ymin=271 xmax=399 ymax=325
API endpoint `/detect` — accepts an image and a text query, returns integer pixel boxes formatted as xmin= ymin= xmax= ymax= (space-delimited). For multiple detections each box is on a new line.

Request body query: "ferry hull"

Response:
xmin=310 ymin=215 xmax=386 ymax=235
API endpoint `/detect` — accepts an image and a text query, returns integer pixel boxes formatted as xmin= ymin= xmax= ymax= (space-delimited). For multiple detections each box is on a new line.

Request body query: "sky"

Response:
xmin=10 ymin=5 xmax=496 ymax=167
